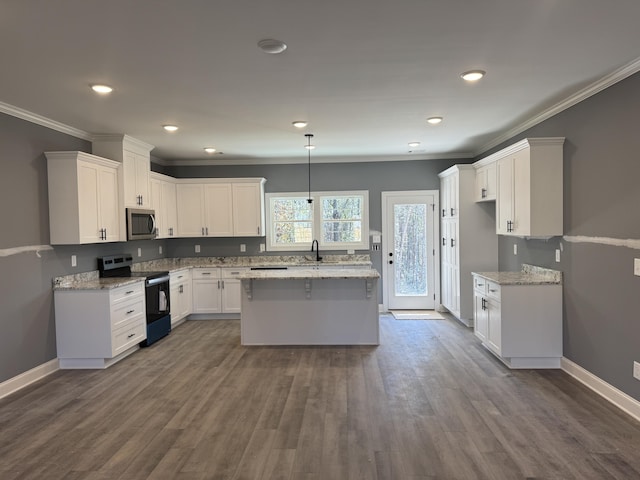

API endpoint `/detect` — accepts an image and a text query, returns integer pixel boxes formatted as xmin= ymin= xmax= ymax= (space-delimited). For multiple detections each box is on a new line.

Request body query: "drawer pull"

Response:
xmin=477 ymin=283 xmax=484 ymax=287
xmin=202 ymin=272 xmax=211 ymax=275
xmin=127 ymin=333 xmax=136 ymax=339
xmin=125 ymin=290 xmax=134 ymax=295
xmin=489 ymin=289 xmax=497 ymax=293
xmin=126 ymin=309 xmax=135 ymax=315
xmin=178 ymin=275 xmax=183 ymax=279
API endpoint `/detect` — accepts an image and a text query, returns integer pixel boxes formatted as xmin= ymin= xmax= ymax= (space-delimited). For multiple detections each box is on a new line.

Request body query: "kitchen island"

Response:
xmin=237 ymin=268 xmax=380 ymax=346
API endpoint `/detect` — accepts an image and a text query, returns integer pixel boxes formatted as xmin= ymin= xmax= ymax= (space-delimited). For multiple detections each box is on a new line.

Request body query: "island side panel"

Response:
xmin=240 ymin=278 xmax=379 ymax=345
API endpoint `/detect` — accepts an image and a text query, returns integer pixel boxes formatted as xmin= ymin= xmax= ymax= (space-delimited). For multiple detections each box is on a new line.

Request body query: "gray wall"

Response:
xmin=477 ymin=72 xmax=640 ymax=401
xmin=0 ymin=114 xmax=165 ymax=383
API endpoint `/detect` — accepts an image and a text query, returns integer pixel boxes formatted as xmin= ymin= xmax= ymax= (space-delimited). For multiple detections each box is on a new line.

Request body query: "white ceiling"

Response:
xmin=2 ymin=0 xmax=640 ymax=164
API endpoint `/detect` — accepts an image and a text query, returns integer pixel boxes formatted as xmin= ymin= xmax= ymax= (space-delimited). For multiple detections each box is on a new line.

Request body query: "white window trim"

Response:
xmin=266 ymin=191 xmax=370 ymax=252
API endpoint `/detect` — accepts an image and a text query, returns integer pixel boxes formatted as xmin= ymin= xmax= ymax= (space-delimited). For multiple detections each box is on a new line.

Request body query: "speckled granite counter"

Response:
xmin=131 ymin=254 xmax=371 ymax=272
xmin=54 ymin=254 xmax=372 ymax=290
xmin=53 ymin=271 xmax=144 ymax=290
xmin=236 ymin=267 xmax=379 ymax=280
xmin=472 ymin=264 xmax=562 ymax=285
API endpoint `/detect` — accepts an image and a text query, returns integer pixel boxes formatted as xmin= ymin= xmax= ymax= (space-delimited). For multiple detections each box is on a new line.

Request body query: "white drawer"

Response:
xmin=222 ymin=267 xmax=249 ymax=278
xmin=111 ymin=297 xmax=145 ymax=329
xmin=487 ymin=281 xmax=501 ymax=301
xmin=192 ymin=268 xmax=220 ymax=280
xmin=170 ymin=269 xmax=190 ymax=282
xmin=111 ymin=282 xmax=144 ymax=304
xmin=112 ymin=318 xmax=146 ymax=355
xmin=473 ymin=276 xmax=488 ymax=295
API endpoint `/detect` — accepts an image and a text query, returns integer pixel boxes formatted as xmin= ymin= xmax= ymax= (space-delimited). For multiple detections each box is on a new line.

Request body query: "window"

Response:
xmin=266 ymin=191 xmax=369 ymax=251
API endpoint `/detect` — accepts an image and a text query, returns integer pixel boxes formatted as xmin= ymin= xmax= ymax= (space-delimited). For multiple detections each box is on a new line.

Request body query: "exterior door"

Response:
xmin=382 ymin=191 xmax=438 ymax=310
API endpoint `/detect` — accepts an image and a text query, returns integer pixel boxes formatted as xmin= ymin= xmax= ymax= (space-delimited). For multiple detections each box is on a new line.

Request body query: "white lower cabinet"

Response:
xmin=472 ymin=274 xmax=562 ymax=368
xmin=169 ymin=269 xmax=192 ymax=326
xmin=54 ymin=282 xmax=146 ymax=369
xmin=191 ymin=267 xmax=246 ymax=315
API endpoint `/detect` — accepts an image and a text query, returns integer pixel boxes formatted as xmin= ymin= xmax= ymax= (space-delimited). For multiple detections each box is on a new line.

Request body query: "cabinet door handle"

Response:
xmin=450 ymin=208 xmax=454 ymax=216
xmin=221 ymin=280 xmax=225 ymax=289
xmin=442 ymin=237 xmax=446 ymax=246
xmin=450 ymin=238 xmax=455 ymax=247
xmin=481 ymin=188 xmax=487 ymax=198
xmin=179 ymin=285 xmax=183 ymax=293
xmin=202 ymin=227 xmax=205 ymax=235
xmin=481 ymin=298 xmax=486 ymax=310
xmin=206 ymin=227 xmax=209 ymax=235
xmin=169 ymin=227 xmax=173 ymax=236
xmin=257 ymin=226 xmax=260 ymax=235
xmin=442 ymin=209 xmax=446 ymax=217
xmin=217 ymin=280 xmax=221 ymax=289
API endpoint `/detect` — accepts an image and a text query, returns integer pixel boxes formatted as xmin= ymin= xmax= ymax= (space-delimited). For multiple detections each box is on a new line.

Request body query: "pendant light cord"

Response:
xmin=306 ymin=133 xmax=314 ymax=204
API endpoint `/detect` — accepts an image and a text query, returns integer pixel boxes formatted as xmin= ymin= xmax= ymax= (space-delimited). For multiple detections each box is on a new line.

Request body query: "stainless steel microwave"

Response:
xmin=126 ymin=208 xmax=157 ymax=240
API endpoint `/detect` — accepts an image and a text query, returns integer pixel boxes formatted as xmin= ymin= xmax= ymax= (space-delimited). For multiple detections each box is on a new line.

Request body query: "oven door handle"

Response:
xmin=146 ymin=275 xmax=170 ymax=286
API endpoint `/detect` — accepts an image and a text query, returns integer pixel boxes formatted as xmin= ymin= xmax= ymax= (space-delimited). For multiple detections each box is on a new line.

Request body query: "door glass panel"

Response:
xmin=394 ymin=204 xmax=428 ymax=296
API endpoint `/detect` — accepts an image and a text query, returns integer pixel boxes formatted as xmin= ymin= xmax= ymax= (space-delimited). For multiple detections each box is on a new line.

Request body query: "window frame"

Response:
xmin=265 ymin=190 xmax=370 ymax=252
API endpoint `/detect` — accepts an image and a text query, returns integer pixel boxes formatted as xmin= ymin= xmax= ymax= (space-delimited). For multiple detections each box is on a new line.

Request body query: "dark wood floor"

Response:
xmin=2 ymin=314 xmax=640 ymax=479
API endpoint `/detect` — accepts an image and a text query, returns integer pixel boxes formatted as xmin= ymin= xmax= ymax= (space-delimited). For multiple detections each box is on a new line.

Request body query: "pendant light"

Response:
xmin=305 ymin=133 xmax=314 ymax=204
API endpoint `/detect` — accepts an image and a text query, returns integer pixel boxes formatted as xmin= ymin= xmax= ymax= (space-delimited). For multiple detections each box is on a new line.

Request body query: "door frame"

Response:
xmin=381 ymin=190 xmax=440 ymax=311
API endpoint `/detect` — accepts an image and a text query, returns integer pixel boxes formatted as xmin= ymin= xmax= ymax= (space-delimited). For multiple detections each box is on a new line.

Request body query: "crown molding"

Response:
xmin=476 ymin=56 xmax=640 ymax=156
xmin=153 ymin=151 xmax=473 ymax=167
xmin=0 ymin=101 xmax=92 ymax=141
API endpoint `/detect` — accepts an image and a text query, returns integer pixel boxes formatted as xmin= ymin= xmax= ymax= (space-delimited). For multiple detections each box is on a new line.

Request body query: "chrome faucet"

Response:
xmin=311 ymin=239 xmax=322 ymax=262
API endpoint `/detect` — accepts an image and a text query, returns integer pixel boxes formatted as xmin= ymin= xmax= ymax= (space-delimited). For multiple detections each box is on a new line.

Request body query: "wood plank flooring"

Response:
xmin=2 ymin=314 xmax=640 ymax=479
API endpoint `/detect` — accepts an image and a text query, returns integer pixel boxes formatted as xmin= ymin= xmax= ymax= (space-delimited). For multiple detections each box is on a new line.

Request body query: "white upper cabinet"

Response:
xmin=491 ymin=137 xmax=564 ymax=237
xmin=46 ymin=151 xmax=124 ymax=244
xmin=92 ymin=135 xmax=154 ymax=208
xmin=175 ymin=178 xmax=266 ymax=238
xmin=150 ymin=172 xmax=178 ymax=238
xmin=232 ymin=181 xmax=266 ymax=236
xmin=474 ymin=161 xmax=497 ymax=202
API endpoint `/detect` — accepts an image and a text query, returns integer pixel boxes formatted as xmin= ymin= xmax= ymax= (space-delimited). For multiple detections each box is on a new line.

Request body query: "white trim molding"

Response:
xmin=561 ymin=357 xmax=640 ymax=422
xmin=0 ymin=359 xmax=59 ymax=400
xmin=0 ymin=101 xmax=92 ymax=141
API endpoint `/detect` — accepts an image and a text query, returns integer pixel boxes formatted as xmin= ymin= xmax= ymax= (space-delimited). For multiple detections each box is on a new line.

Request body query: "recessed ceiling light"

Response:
xmin=90 ymin=84 xmax=113 ymax=94
xmin=258 ymin=39 xmax=287 ymax=54
xmin=292 ymin=121 xmax=308 ymax=128
xmin=304 ymin=144 xmax=316 ymax=150
xmin=204 ymin=147 xmax=216 ymax=154
xmin=163 ymin=125 xmax=178 ymax=132
xmin=461 ymin=70 xmax=486 ymax=82
xmin=408 ymin=142 xmax=421 ymax=148
xmin=427 ymin=116 xmax=443 ymax=125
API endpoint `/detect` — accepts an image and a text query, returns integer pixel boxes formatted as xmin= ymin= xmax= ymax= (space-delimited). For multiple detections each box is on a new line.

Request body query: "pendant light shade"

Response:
xmin=305 ymin=134 xmax=314 ymax=204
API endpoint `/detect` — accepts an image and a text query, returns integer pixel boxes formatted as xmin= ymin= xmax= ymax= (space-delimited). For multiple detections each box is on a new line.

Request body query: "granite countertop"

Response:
xmin=236 ymin=267 xmax=380 ymax=280
xmin=53 ymin=254 xmax=373 ymax=290
xmin=53 ymin=271 xmax=144 ymax=291
xmin=473 ymin=264 xmax=562 ymax=285
xmin=130 ymin=254 xmax=372 ymax=272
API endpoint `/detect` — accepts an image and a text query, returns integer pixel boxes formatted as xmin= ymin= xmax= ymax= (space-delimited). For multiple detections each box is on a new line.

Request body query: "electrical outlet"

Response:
xmin=513 ymin=243 xmax=517 ymax=255
xmin=555 ymin=249 xmax=561 ymax=262
xmin=71 ymin=255 xmax=77 ymax=267
xmin=634 ymin=361 xmax=640 ymax=381
xmin=159 ymin=246 xmax=163 ymax=255
xmin=195 ymin=244 xmax=201 ymax=253
xmin=137 ymin=248 xmax=142 ymax=257
xmin=259 ymin=243 xmax=265 ymax=252
xmin=635 ymin=258 xmax=640 ymax=276
xmin=240 ymin=244 xmax=246 ymax=252
xmin=347 ymin=249 xmax=355 ymax=255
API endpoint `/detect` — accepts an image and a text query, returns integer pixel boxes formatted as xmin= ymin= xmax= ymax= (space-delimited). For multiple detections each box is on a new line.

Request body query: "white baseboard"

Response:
xmin=561 ymin=357 xmax=640 ymax=422
xmin=0 ymin=359 xmax=59 ymax=400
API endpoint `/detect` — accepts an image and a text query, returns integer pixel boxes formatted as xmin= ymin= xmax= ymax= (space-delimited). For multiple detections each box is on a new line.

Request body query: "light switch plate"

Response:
xmin=71 ymin=255 xmax=77 ymax=267
xmin=137 ymin=248 xmax=142 ymax=257
xmin=513 ymin=244 xmax=517 ymax=255
xmin=259 ymin=243 xmax=265 ymax=252
xmin=195 ymin=244 xmax=201 ymax=253
xmin=159 ymin=246 xmax=163 ymax=255
xmin=240 ymin=244 xmax=246 ymax=252
xmin=555 ymin=249 xmax=561 ymax=262
xmin=634 ymin=361 xmax=640 ymax=380
xmin=635 ymin=258 xmax=640 ymax=276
